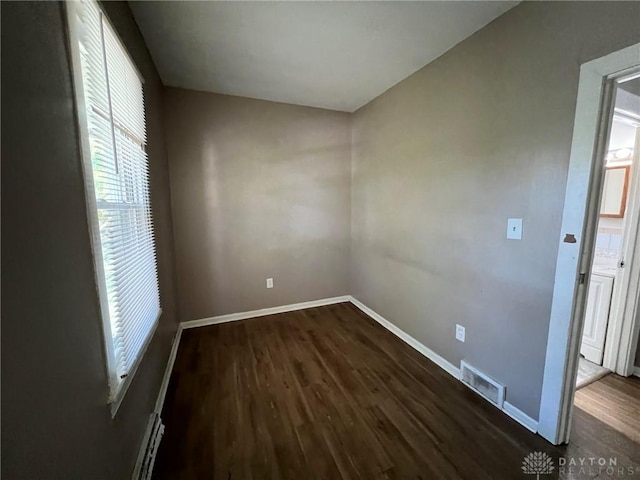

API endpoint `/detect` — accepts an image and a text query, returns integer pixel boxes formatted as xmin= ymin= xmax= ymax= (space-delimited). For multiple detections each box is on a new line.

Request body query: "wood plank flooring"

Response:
xmin=570 ymin=373 xmax=640 ymax=477
xmin=575 ymin=374 xmax=640 ymax=444
xmin=153 ymin=302 xmax=639 ymax=479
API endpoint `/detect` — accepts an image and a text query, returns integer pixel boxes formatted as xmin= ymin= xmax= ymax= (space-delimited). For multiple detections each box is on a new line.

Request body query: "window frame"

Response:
xmin=65 ymin=0 xmax=161 ymax=416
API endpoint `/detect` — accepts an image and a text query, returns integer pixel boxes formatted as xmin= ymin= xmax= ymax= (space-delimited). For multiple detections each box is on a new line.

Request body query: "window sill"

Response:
xmin=109 ymin=309 xmax=162 ymax=417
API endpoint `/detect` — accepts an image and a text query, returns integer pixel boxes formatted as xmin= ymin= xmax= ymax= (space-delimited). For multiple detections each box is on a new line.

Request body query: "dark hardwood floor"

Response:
xmin=153 ymin=302 xmax=640 ymax=479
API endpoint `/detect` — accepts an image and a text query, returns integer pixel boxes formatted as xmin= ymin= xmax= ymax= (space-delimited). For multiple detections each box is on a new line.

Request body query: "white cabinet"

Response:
xmin=580 ymin=273 xmax=614 ymax=365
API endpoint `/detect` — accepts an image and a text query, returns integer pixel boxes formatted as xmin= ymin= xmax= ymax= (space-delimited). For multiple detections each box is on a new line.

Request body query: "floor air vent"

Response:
xmin=460 ymin=361 xmax=505 ymax=409
xmin=134 ymin=413 xmax=165 ymax=480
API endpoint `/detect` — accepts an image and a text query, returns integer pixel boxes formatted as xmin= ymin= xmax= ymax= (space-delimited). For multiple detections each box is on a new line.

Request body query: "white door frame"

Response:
xmin=537 ymin=42 xmax=640 ymax=445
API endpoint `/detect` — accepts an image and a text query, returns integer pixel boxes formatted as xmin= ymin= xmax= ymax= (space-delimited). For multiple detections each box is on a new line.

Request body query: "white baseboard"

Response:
xmin=157 ymin=295 xmax=539 ymax=443
xmin=349 ymin=296 xmax=539 ymax=434
xmin=135 ymin=327 xmax=183 ymax=479
xmin=154 ymin=326 xmax=183 ymax=414
xmin=154 ymin=295 xmax=349 ymax=413
xmin=180 ymin=295 xmax=351 ymax=329
xmin=502 ymin=401 xmax=539 ymax=433
xmin=131 ymin=412 xmax=163 ymax=480
xmin=348 ymin=296 xmax=461 ymax=380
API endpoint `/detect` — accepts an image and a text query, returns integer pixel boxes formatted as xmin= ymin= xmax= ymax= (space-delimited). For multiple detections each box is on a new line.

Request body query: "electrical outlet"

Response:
xmin=266 ymin=278 xmax=273 ymax=289
xmin=456 ymin=324 xmax=465 ymax=342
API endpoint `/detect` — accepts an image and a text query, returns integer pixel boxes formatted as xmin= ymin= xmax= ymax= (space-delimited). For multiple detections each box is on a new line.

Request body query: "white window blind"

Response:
xmin=67 ymin=0 xmax=161 ymax=407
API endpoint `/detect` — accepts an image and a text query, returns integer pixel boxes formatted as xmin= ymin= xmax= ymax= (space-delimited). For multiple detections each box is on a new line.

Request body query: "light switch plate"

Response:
xmin=266 ymin=278 xmax=274 ymax=289
xmin=507 ymin=218 xmax=523 ymax=240
xmin=456 ymin=324 xmax=465 ymax=342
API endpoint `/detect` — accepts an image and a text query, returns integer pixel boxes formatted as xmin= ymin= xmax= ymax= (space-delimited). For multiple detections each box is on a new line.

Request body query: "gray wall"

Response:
xmin=351 ymin=1 xmax=640 ymax=419
xmin=164 ymin=88 xmax=351 ymax=321
xmin=1 ymin=2 xmax=179 ymax=478
xmin=4 ymin=3 xmax=640 ymax=476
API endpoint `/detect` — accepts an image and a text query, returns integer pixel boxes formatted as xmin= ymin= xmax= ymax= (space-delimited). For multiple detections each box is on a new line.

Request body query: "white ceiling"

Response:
xmin=130 ymin=1 xmax=517 ymax=112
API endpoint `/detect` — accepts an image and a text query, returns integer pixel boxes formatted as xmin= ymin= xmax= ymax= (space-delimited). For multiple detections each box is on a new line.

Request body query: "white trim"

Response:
xmin=349 ymin=297 xmax=539 ymax=433
xmin=152 ymin=293 xmax=541 ymax=470
xmin=111 ymin=314 xmax=160 ymax=417
xmin=134 ymin=326 xmax=181 ymax=480
xmin=66 ymin=0 xmax=160 ymax=412
xmin=153 ymin=326 xmax=183 ymax=414
xmin=131 ymin=413 xmax=161 ymax=480
xmin=348 ymin=296 xmax=461 ymax=380
xmin=65 ymin=0 xmax=121 ymax=404
xmin=539 ymin=42 xmax=640 ymax=445
xmin=503 ymin=402 xmax=539 ymax=433
xmin=181 ymin=296 xmax=352 ymax=329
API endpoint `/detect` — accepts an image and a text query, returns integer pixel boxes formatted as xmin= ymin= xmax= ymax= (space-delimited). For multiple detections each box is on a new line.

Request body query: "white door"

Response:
xmin=580 ymin=274 xmax=614 ymax=364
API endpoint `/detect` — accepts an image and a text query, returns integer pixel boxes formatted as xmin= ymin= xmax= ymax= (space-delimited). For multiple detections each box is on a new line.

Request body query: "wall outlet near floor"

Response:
xmin=456 ymin=324 xmax=466 ymax=342
xmin=266 ymin=278 xmax=274 ymax=289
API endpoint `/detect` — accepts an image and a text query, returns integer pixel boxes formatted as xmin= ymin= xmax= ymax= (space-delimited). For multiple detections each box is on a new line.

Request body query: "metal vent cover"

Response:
xmin=460 ymin=360 xmax=505 ymax=409
xmin=134 ymin=413 xmax=165 ymax=480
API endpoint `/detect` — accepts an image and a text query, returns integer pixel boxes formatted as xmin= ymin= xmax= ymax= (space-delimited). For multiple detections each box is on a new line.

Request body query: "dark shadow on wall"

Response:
xmin=1 ymin=2 xmax=180 ymax=478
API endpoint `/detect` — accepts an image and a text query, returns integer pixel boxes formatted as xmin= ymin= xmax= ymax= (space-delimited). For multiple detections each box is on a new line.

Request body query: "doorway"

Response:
xmin=538 ymin=42 xmax=640 ymax=446
xmin=577 ymin=84 xmax=640 ymax=389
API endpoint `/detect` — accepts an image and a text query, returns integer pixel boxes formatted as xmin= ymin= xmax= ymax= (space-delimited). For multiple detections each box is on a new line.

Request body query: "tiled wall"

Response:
xmin=594 ymin=217 xmax=624 ymax=267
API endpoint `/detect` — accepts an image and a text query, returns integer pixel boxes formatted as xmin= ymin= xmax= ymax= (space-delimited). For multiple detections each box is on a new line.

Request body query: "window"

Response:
xmin=66 ymin=0 xmax=161 ymax=410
